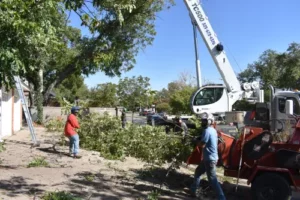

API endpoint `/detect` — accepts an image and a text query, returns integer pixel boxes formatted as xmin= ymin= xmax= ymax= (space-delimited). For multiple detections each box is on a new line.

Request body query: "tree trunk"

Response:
xmin=36 ymin=69 xmax=43 ymax=124
xmin=43 ymin=62 xmax=75 ymax=103
xmin=43 ymin=45 xmax=96 ymax=104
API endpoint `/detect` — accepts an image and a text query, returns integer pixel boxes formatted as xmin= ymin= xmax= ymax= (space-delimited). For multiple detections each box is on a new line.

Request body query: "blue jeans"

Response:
xmin=191 ymin=160 xmax=226 ymax=200
xmin=69 ymin=134 xmax=79 ymax=155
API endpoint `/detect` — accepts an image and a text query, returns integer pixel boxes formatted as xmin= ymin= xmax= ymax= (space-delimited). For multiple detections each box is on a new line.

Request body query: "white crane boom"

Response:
xmin=183 ymin=0 xmax=263 ymax=115
xmin=184 ymin=0 xmax=241 ymax=94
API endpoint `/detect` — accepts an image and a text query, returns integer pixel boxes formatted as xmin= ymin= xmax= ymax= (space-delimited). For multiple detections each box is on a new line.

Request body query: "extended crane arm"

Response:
xmin=184 ymin=0 xmax=241 ymax=94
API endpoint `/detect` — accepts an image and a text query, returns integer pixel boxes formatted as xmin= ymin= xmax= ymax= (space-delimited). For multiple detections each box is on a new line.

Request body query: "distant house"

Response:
xmin=0 ymin=82 xmax=30 ymax=139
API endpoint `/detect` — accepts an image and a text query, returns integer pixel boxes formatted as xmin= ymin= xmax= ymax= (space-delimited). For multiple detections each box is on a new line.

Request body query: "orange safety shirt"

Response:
xmin=64 ymin=114 xmax=80 ymax=137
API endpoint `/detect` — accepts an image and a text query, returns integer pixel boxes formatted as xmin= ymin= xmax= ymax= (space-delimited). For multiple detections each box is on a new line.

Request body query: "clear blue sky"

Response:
xmin=69 ymin=0 xmax=300 ymax=91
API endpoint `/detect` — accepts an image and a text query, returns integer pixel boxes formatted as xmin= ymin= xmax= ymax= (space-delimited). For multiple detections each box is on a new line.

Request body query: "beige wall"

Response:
xmin=30 ymin=107 xmax=122 ymax=122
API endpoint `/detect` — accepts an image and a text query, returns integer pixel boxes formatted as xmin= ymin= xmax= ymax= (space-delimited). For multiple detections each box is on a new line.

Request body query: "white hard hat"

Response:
xmin=200 ymin=112 xmax=214 ymax=124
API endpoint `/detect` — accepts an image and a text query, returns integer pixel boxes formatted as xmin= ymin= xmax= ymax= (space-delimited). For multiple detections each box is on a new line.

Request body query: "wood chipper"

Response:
xmin=187 ymin=98 xmax=300 ymax=200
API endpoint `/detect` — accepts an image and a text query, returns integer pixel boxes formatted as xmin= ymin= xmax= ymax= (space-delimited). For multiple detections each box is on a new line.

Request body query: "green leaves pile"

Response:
xmin=45 ymin=117 xmax=65 ymax=132
xmin=45 ymin=112 xmax=194 ymax=165
xmin=77 ymin=113 xmax=193 ymax=165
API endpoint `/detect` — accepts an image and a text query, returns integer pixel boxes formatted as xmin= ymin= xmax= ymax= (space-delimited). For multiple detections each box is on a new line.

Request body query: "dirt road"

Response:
xmin=0 ymin=127 xmax=300 ymax=200
xmin=0 ymin=128 xmax=198 ymax=200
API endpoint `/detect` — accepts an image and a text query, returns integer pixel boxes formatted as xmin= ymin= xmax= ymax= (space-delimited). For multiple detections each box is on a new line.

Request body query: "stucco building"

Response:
xmin=0 ymin=83 xmax=30 ymax=140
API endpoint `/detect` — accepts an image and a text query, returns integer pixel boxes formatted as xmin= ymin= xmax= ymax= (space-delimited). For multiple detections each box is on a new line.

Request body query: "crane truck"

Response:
xmin=184 ymin=0 xmax=300 ymax=125
xmin=156 ymin=0 xmax=300 ymax=136
xmin=184 ymin=1 xmax=300 ymax=199
xmin=183 ymin=0 xmax=264 ymax=118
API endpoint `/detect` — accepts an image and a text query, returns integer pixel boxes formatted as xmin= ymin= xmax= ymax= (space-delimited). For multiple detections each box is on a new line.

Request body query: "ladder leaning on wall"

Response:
xmin=14 ymin=76 xmax=39 ymax=146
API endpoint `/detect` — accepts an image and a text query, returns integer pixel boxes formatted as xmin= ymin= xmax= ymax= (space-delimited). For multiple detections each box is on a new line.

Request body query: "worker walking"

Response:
xmin=64 ymin=106 xmax=81 ymax=159
xmin=121 ymin=108 xmax=127 ymax=128
xmin=190 ymin=112 xmax=226 ymax=200
xmin=178 ymin=117 xmax=188 ymax=137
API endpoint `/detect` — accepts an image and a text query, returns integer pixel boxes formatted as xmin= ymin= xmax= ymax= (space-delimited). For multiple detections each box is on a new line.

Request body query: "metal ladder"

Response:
xmin=14 ymin=76 xmax=38 ymax=145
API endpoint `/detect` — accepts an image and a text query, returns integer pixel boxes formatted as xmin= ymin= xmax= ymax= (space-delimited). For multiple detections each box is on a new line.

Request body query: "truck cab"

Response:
xmin=190 ymin=84 xmax=227 ymax=115
xmin=248 ymin=86 xmax=300 ymax=133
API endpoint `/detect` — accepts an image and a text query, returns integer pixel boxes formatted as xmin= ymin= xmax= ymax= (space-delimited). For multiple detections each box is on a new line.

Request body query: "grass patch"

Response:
xmin=147 ymin=190 xmax=161 ymax=200
xmin=27 ymin=157 xmax=49 ymax=168
xmin=0 ymin=142 xmax=6 ymax=152
xmin=84 ymin=174 xmax=95 ymax=182
xmin=42 ymin=191 xmax=81 ymax=200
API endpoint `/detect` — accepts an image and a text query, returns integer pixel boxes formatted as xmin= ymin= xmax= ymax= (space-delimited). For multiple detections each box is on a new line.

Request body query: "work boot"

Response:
xmin=73 ymin=154 xmax=82 ymax=159
xmin=183 ymin=187 xmax=196 ymax=197
xmin=69 ymin=149 xmax=73 ymax=157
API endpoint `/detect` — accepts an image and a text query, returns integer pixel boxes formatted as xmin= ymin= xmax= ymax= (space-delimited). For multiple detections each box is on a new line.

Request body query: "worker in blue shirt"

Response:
xmin=190 ymin=112 xmax=226 ymax=200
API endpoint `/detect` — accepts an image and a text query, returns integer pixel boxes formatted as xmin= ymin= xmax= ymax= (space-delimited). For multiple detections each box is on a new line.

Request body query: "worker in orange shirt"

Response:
xmin=64 ymin=106 xmax=81 ymax=158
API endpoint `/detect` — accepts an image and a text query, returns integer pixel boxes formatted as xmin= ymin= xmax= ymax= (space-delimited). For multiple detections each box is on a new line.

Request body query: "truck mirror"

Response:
xmin=285 ymin=100 xmax=294 ymax=115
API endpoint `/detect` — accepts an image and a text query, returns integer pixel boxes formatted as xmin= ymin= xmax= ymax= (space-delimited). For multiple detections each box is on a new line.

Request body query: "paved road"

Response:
xmin=126 ymin=113 xmax=147 ymax=125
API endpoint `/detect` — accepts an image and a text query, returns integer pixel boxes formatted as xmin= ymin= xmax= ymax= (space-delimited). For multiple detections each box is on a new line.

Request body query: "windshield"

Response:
xmin=193 ymin=87 xmax=224 ymax=106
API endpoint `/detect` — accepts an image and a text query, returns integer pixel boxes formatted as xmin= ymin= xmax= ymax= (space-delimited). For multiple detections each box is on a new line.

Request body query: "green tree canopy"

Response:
xmin=0 ymin=0 xmax=62 ymax=88
xmin=1 ymin=0 xmax=174 ymax=100
xmin=117 ymin=76 xmax=151 ymax=110
xmin=52 ymin=75 xmax=89 ymax=105
xmin=154 ymin=71 xmax=197 ymax=114
xmin=88 ymin=83 xmax=118 ymax=107
xmin=238 ymin=42 xmax=300 ymax=90
xmin=43 ymin=0 xmax=174 ymax=100
xmin=169 ymin=85 xmax=195 ymax=115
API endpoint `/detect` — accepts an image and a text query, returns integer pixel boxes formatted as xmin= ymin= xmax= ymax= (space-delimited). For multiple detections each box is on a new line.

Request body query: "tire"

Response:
xmin=251 ymin=173 xmax=292 ymax=200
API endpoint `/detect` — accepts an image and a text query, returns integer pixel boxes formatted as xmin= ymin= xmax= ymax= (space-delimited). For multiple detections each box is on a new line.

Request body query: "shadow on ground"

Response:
xmin=68 ymin=171 xmax=148 ymax=200
xmin=67 ymin=170 xmax=195 ymax=200
xmin=0 ymin=166 xmax=252 ymax=200
xmin=65 ymin=168 xmax=252 ymax=200
xmin=0 ymin=176 xmax=45 ymax=198
xmin=131 ymin=167 xmax=252 ymax=200
xmin=132 ymin=167 xmax=192 ymax=189
xmin=0 ymin=165 xmax=19 ymax=170
xmin=37 ymin=147 xmax=71 ymax=157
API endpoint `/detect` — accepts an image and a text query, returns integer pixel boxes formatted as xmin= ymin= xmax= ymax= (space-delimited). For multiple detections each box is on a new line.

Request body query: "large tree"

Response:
xmin=155 ymin=71 xmax=197 ymax=114
xmin=43 ymin=0 xmax=174 ymax=101
xmin=169 ymin=85 xmax=195 ymax=115
xmin=276 ymin=43 xmax=300 ymax=89
xmin=117 ymin=76 xmax=151 ymax=111
xmin=238 ymin=42 xmax=300 ymax=90
xmin=1 ymin=0 xmax=174 ymax=107
xmin=0 ymin=0 xmax=64 ymax=88
xmin=88 ymin=83 xmax=118 ymax=107
xmin=52 ymin=75 xmax=89 ymax=105
xmin=0 ymin=0 xmax=66 ymax=123
xmin=154 ymin=88 xmax=169 ymax=104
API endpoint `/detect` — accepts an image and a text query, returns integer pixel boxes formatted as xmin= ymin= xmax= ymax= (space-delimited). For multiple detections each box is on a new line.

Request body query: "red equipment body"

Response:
xmin=187 ymin=122 xmax=300 ymax=189
xmin=288 ymin=120 xmax=300 ymax=144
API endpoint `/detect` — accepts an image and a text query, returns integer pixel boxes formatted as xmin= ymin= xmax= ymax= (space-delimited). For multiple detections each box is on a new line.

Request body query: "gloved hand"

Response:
xmin=191 ymin=136 xmax=201 ymax=145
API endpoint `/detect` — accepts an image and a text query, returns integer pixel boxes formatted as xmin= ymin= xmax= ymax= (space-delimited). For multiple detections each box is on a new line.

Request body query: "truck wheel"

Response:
xmin=251 ymin=173 xmax=292 ymax=200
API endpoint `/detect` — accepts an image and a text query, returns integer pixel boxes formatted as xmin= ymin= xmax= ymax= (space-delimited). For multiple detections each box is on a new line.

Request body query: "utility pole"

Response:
xmin=190 ymin=15 xmax=202 ymax=88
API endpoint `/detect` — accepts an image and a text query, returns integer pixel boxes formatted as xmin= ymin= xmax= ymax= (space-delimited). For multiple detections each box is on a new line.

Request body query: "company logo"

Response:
xmin=191 ymin=3 xmax=205 ymax=22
